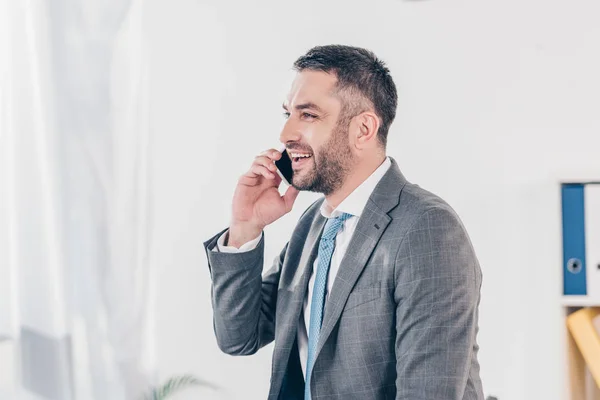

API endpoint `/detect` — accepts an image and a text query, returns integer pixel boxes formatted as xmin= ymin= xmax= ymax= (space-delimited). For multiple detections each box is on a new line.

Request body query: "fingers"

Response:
xmin=239 ymin=149 xmax=285 ymax=186
xmin=254 ymin=156 xmax=278 ymax=174
xmin=247 ymin=164 xmax=275 ymax=180
xmin=260 ymin=148 xmax=283 ymax=160
xmin=245 ymin=149 xmax=284 ymax=178
xmin=238 ymin=174 xmax=260 ymax=186
xmin=282 ymin=186 xmax=299 ymax=212
xmin=255 ymin=147 xmax=284 ymax=171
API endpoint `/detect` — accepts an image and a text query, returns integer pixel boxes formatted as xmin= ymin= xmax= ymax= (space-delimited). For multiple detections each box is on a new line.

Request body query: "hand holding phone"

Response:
xmin=228 ymin=148 xmax=299 ymax=247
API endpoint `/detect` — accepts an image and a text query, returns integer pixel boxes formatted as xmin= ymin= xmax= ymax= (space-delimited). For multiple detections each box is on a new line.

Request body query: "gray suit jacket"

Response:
xmin=203 ymin=157 xmax=484 ymax=399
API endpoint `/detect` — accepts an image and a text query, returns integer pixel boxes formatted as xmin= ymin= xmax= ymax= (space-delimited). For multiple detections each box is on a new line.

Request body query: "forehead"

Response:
xmin=285 ymin=70 xmax=341 ymax=111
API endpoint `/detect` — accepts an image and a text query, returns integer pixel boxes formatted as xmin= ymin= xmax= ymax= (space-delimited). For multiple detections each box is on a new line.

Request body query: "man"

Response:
xmin=203 ymin=45 xmax=484 ymax=400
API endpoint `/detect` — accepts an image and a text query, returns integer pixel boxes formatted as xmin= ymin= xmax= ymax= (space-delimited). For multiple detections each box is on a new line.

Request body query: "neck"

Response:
xmin=325 ymin=154 xmax=386 ymax=210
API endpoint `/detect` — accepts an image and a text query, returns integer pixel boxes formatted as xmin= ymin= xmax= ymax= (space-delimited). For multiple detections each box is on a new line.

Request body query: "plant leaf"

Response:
xmin=143 ymin=374 xmax=217 ymax=400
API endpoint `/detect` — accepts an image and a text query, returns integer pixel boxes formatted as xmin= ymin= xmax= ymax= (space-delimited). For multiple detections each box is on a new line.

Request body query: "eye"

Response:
xmin=283 ymin=112 xmax=290 ymax=119
xmin=302 ymin=112 xmax=317 ymax=120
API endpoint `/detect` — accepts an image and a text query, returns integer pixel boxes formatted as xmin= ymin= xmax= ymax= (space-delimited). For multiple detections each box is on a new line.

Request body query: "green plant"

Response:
xmin=142 ymin=374 xmax=217 ymax=400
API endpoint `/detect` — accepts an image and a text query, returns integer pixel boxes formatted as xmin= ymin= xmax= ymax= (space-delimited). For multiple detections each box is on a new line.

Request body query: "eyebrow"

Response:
xmin=282 ymin=102 xmax=324 ymax=113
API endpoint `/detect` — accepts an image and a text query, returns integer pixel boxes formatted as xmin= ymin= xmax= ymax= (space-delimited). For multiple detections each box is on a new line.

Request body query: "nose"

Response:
xmin=279 ymin=118 xmax=302 ymax=146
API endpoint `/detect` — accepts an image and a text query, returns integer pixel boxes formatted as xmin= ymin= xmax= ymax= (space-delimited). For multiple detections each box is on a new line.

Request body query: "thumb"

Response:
xmin=282 ymin=186 xmax=300 ymax=212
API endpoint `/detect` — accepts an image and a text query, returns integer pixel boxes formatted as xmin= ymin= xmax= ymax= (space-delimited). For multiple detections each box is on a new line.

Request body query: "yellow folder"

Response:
xmin=567 ymin=308 xmax=600 ymax=389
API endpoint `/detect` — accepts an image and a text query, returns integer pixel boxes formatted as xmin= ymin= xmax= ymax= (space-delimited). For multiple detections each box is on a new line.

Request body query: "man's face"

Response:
xmin=280 ymin=70 xmax=356 ymax=195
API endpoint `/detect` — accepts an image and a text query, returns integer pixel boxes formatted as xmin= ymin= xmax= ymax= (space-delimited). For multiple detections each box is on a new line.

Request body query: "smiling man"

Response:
xmin=204 ymin=45 xmax=484 ymax=400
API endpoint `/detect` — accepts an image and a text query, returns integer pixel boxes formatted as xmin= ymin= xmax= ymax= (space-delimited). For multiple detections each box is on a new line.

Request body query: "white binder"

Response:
xmin=585 ymin=184 xmax=600 ymax=300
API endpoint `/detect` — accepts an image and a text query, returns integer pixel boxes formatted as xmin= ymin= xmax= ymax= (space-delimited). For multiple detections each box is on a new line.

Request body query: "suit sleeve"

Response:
xmin=204 ymin=228 xmax=288 ymax=356
xmin=213 ymin=229 xmax=262 ymax=253
xmin=393 ymin=207 xmax=483 ymax=400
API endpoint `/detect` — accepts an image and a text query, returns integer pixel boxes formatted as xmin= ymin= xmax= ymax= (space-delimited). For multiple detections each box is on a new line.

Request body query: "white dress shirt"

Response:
xmin=214 ymin=157 xmax=392 ymax=379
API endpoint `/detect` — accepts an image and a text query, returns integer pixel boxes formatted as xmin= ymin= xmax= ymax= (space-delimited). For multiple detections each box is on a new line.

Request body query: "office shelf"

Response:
xmin=562 ymin=297 xmax=600 ymax=307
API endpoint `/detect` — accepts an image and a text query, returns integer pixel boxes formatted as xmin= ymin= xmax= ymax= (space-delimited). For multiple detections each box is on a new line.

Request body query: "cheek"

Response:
xmin=302 ymin=126 xmax=318 ymax=142
xmin=307 ymin=125 xmax=334 ymax=147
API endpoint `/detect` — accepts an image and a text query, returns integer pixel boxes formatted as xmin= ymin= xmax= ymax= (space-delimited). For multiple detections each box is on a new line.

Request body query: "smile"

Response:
xmin=287 ymin=151 xmax=313 ymax=163
xmin=289 ymin=151 xmax=312 ymax=168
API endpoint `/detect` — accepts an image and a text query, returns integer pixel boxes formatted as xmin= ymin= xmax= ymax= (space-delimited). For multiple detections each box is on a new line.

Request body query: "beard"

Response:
xmin=291 ymin=117 xmax=355 ymax=195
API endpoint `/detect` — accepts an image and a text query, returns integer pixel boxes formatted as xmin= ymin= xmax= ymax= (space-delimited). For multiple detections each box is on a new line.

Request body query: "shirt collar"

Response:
xmin=320 ymin=157 xmax=392 ymax=219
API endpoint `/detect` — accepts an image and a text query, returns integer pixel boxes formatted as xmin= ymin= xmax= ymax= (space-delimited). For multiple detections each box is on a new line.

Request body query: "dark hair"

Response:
xmin=293 ymin=45 xmax=398 ymax=147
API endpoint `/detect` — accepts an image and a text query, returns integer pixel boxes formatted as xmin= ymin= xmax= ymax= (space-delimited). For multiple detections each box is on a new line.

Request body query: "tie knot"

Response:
xmin=321 ymin=212 xmax=353 ymax=241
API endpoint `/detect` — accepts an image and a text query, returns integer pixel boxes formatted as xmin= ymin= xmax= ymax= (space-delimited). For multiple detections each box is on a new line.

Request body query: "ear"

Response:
xmin=352 ymin=111 xmax=380 ymax=149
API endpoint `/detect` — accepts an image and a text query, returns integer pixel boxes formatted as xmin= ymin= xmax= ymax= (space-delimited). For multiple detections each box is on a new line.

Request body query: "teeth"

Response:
xmin=290 ymin=153 xmax=312 ymax=158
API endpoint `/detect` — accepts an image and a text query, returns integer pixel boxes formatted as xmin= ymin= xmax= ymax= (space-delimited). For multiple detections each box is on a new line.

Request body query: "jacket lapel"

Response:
xmin=314 ymin=157 xmax=408 ymax=360
xmin=290 ymin=215 xmax=326 ymax=291
xmin=270 ymin=212 xmax=326 ymax=398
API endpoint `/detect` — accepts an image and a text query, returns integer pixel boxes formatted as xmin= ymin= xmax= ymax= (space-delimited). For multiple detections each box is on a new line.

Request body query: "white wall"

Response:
xmin=145 ymin=0 xmax=600 ymax=399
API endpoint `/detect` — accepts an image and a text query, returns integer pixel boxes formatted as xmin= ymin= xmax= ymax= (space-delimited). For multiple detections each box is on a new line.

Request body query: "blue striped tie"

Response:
xmin=305 ymin=212 xmax=353 ymax=400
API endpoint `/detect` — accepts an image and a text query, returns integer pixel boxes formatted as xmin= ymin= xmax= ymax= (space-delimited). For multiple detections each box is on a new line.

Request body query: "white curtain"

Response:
xmin=0 ymin=0 xmax=155 ymax=399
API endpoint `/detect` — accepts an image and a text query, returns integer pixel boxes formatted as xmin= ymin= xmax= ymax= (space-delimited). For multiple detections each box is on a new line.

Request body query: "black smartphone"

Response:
xmin=275 ymin=149 xmax=293 ymax=185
